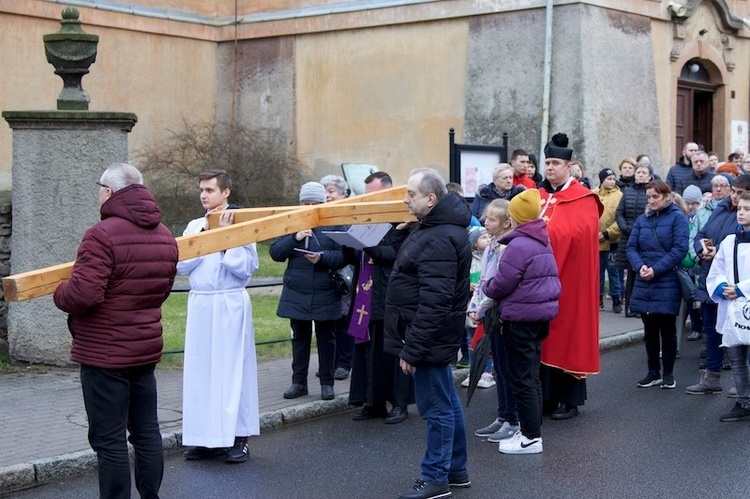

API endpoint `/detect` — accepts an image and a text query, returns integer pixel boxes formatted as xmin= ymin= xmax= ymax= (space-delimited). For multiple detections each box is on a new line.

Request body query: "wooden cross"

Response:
xmin=3 ymin=186 xmax=413 ymax=302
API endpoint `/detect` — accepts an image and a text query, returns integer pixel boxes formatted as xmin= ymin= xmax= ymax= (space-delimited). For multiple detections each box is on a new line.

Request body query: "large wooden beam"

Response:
xmin=206 ymin=185 xmax=406 ymax=228
xmin=3 ymin=191 xmax=412 ymax=302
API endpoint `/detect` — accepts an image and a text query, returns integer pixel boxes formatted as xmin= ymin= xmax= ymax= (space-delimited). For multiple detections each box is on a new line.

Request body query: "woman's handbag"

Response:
xmin=720 ymin=237 xmax=750 ymax=347
xmin=675 ymin=268 xmax=697 ymax=302
xmin=328 ymin=265 xmax=354 ymax=296
xmin=650 ymin=223 xmax=695 ymax=302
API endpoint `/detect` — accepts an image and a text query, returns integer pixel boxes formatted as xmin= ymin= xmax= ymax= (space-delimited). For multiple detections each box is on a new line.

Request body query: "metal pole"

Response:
xmin=540 ymin=0 xmax=554 ymax=163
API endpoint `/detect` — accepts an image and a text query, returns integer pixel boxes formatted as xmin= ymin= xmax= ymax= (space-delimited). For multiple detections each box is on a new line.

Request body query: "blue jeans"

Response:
xmin=80 ymin=364 xmax=163 ymax=499
xmin=702 ymin=303 xmax=725 ymax=372
xmin=600 ymin=249 xmax=622 ymax=298
xmin=412 ymin=364 xmax=468 ymax=485
xmin=491 ymin=330 xmax=518 ymax=424
xmin=727 ymin=345 xmax=750 ymax=409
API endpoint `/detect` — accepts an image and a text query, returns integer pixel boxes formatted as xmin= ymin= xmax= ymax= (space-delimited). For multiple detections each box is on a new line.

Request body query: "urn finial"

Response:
xmin=43 ymin=8 xmax=99 ymax=110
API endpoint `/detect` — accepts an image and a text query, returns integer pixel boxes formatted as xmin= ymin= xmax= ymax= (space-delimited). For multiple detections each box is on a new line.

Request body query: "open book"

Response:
xmin=323 ymin=223 xmax=391 ymax=250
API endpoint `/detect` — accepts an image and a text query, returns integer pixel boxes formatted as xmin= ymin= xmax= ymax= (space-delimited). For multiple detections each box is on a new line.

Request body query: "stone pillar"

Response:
xmin=2 ymin=111 xmax=137 ymax=365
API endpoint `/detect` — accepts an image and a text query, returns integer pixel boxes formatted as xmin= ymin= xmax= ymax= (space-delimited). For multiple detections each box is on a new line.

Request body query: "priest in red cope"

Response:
xmin=538 ymin=133 xmax=604 ymax=420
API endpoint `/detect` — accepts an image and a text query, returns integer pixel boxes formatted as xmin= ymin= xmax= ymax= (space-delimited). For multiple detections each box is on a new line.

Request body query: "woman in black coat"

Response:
xmin=615 ymin=163 xmax=653 ymax=317
xmin=270 ymin=182 xmax=346 ymax=401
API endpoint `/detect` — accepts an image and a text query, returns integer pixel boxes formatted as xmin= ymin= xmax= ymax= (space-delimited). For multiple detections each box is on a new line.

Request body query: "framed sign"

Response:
xmin=341 ymin=163 xmax=379 ymax=195
xmin=449 ymin=129 xmax=508 ymax=197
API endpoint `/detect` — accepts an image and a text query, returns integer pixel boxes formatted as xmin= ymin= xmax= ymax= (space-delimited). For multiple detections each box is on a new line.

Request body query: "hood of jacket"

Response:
xmin=419 ymin=191 xmax=472 ymax=230
xmin=101 ymin=184 xmax=163 ymax=229
xmin=499 ymin=218 xmax=549 ymax=246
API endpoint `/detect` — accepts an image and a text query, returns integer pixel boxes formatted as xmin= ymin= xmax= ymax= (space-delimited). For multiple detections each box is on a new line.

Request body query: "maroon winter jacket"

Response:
xmin=54 ymin=184 xmax=178 ymax=369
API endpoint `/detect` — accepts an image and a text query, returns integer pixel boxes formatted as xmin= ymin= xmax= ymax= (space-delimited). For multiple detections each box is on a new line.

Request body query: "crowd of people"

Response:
xmin=53 ymin=136 xmax=750 ymax=498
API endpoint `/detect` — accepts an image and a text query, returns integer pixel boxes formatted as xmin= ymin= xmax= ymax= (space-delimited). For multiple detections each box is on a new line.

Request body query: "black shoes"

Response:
xmin=550 ymin=404 xmax=579 ymax=420
xmin=385 ymin=405 xmax=409 ymax=424
xmin=352 ymin=405 xmax=388 ymax=421
xmin=447 ymin=471 xmax=471 ymax=488
xmin=334 ymin=367 xmax=350 ymax=380
xmin=226 ymin=437 xmax=249 ymax=464
xmin=612 ymin=298 xmax=622 ymax=314
xmin=398 ymin=479 xmax=452 ymax=499
xmin=321 ymin=385 xmax=335 ymax=400
xmin=283 ymin=383 xmax=308 ymax=399
xmin=183 ymin=446 xmax=227 ymax=460
xmin=720 ymin=403 xmax=750 ymax=422
xmin=686 ymin=330 xmax=702 ymax=341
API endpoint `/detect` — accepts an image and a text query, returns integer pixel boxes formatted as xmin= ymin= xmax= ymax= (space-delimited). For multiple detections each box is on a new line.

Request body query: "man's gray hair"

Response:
xmin=320 ymin=174 xmax=349 ymax=197
xmin=100 ymin=163 xmax=143 ymax=192
xmin=409 ymin=167 xmax=447 ymax=199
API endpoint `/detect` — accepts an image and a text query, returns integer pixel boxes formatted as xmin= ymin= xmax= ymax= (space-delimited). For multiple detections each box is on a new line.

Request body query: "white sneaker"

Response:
xmin=477 ymin=373 xmax=496 ymax=389
xmin=487 ymin=421 xmax=520 ymax=442
xmin=461 ymin=375 xmax=470 ymax=387
xmin=498 ymin=431 xmax=543 ymax=454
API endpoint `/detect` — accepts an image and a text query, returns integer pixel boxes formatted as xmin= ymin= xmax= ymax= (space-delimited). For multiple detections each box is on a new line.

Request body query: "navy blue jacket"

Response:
xmin=470 ymin=183 xmax=525 ymax=221
xmin=627 ymin=202 xmax=689 ymax=316
xmin=270 ymin=227 xmax=346 ymax=321
xmin=694 ymin=197 xmax=739 ymax=303
xmin=666 ymin=160 xmax=714 ymax=195
xmin=384 ymin=192 xmax=472 ymax=366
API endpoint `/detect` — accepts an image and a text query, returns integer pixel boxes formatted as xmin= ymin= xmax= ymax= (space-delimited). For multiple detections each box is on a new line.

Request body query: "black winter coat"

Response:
xmin=384 ymin=192 xmax=472 ymax=366
xmin=614 ymin=181 xmax=648 ymax=268
xmin=270 ymin=227 xmax=346 ymax=321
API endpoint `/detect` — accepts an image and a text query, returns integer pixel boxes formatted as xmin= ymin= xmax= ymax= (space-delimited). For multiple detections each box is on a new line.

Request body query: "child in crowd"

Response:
xmin=461 ymin=226 xmax=494 ymax=386
xmin=468 ymin=199 xmax=519 ymax=443
xmin=483 ymin=188 xmax=561 ymax=454
xmin=707 ymin=191 xmax=750 ymax=422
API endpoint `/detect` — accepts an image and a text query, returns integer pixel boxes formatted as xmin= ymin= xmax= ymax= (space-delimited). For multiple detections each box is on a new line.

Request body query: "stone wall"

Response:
xmin=0 ymin=191 xmax=11 ymax=357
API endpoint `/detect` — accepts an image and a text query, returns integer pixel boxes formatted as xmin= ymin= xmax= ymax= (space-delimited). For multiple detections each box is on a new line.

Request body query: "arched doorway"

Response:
xmin=676 ymin=60 xmax=716 ymax=151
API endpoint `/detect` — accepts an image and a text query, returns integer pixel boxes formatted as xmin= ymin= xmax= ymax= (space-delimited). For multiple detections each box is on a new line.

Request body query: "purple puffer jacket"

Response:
xmin=482 ymin=219 xmax=561 ymax=322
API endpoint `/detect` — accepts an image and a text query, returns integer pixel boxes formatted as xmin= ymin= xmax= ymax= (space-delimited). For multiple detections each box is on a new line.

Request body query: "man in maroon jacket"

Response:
xmin=54 ymin=163 xmax=178 ymax=499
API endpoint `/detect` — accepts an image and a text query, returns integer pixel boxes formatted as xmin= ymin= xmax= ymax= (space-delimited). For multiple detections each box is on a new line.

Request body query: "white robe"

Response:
xmin=178 ymin=217 xmax=260 ymax=447
xmin=706 ymin=233 xmax=750 ymax=334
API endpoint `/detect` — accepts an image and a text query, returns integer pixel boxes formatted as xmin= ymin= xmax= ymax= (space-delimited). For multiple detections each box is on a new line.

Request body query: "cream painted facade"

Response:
xmin=2 ymin=0 xmax=750 ymax=190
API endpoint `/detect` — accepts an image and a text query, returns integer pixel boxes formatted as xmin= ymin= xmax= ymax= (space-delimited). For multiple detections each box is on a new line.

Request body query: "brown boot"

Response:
xmin=685 ymin=370 xmax=722 ymax=394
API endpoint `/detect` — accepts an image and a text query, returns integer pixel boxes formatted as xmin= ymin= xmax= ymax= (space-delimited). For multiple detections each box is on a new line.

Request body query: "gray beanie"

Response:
xmin=682 ymin=185 xmax=702 ymax=204
xmin=299 ymin=182 xmax=326 ymax=204
xmin=468 ymin=226 xmax=487 ymax=249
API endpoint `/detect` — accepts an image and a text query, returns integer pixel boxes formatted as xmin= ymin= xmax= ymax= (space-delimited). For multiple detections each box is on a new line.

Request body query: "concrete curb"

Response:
xmin=0 ymin=329 xmax=643 ymax=494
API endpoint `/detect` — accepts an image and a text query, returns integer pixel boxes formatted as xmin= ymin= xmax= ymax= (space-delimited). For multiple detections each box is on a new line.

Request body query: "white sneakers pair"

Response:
xmin=498 ymin=431 xmax=543 ymax=454
xmin=460 ymin=372 xmax=496 ymax=388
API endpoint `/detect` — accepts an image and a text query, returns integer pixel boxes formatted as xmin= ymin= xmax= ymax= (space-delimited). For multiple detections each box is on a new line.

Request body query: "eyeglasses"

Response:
xmin=96 ymin=181 xmax=110 ymax=190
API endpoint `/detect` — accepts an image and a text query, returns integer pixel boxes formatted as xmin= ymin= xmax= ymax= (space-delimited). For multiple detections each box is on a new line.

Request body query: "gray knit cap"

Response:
xmin=299 ymin=182 xmax=326 ymax=204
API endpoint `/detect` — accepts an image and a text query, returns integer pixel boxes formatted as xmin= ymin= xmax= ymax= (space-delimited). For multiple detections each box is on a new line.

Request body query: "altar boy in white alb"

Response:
xmin=178 ymin=169 xmax=260 ymax=464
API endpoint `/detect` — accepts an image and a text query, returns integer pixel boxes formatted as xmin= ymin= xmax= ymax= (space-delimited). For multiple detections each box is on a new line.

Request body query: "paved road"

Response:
xmin=9 ymin=340 xmax=750 ymax=499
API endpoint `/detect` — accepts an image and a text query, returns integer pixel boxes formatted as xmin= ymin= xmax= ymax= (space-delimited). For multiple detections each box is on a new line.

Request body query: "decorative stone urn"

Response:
xmin=43 ymin=7 xmax=99 ymax=110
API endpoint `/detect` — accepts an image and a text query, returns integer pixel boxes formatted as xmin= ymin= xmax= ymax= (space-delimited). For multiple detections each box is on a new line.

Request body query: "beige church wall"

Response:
xmin=294 ymin=20 xmax=469 ymax=185
xmin=0 ymin=8 xmax=218 ymax=191
xmin=651 ymin=1 xmax=750 ymax=171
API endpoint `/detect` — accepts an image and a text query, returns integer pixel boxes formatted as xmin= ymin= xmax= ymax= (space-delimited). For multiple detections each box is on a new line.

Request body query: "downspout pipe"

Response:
xmin=540 ymin=0 xmax=554 ymax=162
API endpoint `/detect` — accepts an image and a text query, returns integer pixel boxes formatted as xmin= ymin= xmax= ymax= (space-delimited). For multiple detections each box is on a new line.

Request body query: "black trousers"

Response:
xmin=291 ymin=319 xmax=336 ymax=386
xmin=349 ymin=320 xmax=414 ymax=407
xmin=80 ymin=364 xmax=163 ymax=499
xmin=334 ymin=316 xmax=354 ymax=371
xmin=642 ymin=313 xmax=677 ymax=375
xmin=502 ymin=321 xmax=549 ymax=439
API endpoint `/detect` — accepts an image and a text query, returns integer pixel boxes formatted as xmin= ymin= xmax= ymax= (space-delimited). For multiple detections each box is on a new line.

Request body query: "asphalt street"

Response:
xmin=9 ymin=340 xmax=750 ymax=499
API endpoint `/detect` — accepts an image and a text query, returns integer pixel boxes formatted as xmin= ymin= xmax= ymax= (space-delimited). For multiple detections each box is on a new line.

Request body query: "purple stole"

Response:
xmin=347 ymin=252 xmax=374 ymax=343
